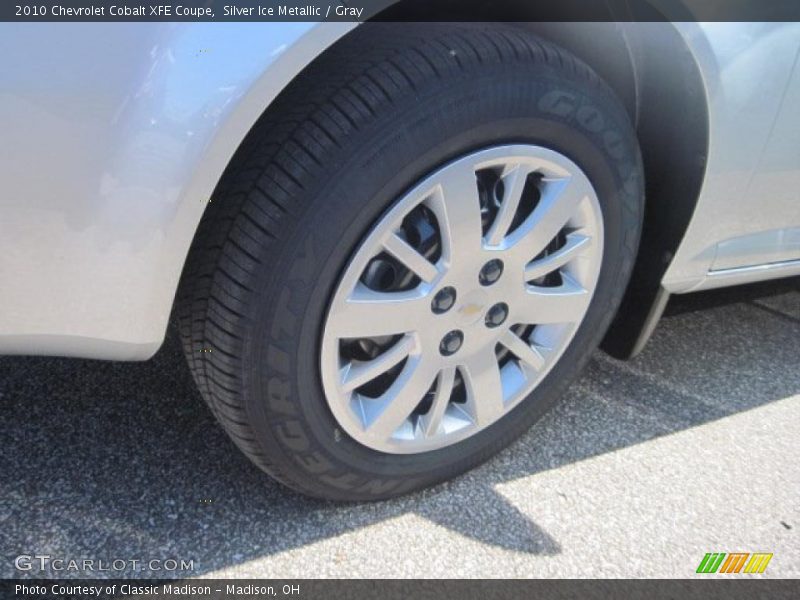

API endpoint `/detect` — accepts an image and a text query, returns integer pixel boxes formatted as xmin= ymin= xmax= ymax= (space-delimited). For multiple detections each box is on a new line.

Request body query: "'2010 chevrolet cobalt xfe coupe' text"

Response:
xmin=1 ymin=21 xmax=799 ymax=500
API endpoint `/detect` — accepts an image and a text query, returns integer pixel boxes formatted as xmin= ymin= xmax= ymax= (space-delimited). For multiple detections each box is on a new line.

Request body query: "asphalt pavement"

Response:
xmin=1 ymin=279 xmax=798 ymax=579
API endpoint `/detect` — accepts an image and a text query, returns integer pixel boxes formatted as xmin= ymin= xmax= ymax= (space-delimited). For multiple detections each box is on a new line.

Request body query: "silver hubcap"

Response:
xmin=320 ymin=145 xmax=603 ymax=453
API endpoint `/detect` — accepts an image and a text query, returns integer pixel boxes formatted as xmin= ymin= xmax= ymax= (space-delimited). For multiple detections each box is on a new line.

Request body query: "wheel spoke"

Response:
xmin=419 ymin=366 xmax=456 ymax=437
xmin=517 ymin=272 xmax=591 ymax=325
xmin=524 ymin=233 xmax=591 ymax=281
xmin=325 ymin=284 xmax=427 ymax=339
xmin=485 ymin=165 xmax=529 ymax=246
xmin=462 ymin=349 xmax=505 ymax=427
xmin=340 ymin=336 xmax=416 ymax=393
xmin=383 ymin=232 xmax=439 ymax=283
xmin=363 ymin=356 xmax=436 ymax=441
xmin=507 ymin=175 xmax=591 ymax=261
xmin=427 ymin=168 xmax=484 ymax=266
xmin=498 ymin=330 xmax=545 ymax=371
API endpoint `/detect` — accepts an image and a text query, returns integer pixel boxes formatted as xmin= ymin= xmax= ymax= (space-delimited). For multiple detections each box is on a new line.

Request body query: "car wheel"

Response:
xmin=177 ymin=23 xmax=643 ymax=501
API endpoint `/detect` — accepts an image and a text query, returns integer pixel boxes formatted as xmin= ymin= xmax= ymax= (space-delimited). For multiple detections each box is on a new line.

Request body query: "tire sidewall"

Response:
xmin=244 ymin=64 xmax=642 ymax=498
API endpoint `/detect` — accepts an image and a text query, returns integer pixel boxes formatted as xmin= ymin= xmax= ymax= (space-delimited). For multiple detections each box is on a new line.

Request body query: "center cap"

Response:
xmin=456 ymin=289 xmax=489 ymax=325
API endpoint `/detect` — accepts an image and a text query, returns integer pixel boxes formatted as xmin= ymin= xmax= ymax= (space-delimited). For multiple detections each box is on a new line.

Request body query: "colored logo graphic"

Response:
xmin=696 ymin=552 xmax=773 ymax=574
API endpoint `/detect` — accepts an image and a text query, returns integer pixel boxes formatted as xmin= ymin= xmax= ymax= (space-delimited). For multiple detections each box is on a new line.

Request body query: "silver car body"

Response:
xmin=1 ymin=22 xmax=798 ymax=360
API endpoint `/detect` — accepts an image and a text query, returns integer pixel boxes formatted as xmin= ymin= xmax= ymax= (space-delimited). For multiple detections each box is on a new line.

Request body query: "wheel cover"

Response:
xmin=320 ymin=145 xmax=604 ymax=454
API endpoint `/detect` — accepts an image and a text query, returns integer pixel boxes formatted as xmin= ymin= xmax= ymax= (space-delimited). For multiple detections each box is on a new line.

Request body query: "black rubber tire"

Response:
xmin=176 ymin=23 xmax=644 ymax=501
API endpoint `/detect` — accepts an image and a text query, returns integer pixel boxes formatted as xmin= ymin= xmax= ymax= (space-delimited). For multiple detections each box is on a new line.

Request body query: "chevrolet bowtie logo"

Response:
xmin=458 ymin=303 xmax=484 ymax=317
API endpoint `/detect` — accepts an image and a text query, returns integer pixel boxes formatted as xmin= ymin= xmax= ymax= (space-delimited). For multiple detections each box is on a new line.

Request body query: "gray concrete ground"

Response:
xmin=1 ymin=280 xmax=798 ymax=579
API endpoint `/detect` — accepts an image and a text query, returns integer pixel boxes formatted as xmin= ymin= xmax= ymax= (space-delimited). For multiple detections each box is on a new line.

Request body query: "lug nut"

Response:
xmin=431 ymin=286 xmax=457 ymax=314
xmin=439 ymin=330 xmax=464 ymax=356
xmin=479 ymin=259 xmax=504 ymax=286
xmin=485 ymin=303 xmax=509 ymax=328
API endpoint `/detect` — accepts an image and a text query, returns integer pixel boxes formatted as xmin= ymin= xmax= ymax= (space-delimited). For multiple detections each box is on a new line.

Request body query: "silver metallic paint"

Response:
xmin=0 ymin=22 xmax=354 ymax=359
xmin=663 ymin=22 xmax=800 ymax=292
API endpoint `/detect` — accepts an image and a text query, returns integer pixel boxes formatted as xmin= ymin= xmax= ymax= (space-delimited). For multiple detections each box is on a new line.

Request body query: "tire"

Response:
xmin=176 ymin=23 xmax=644 ymax=501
